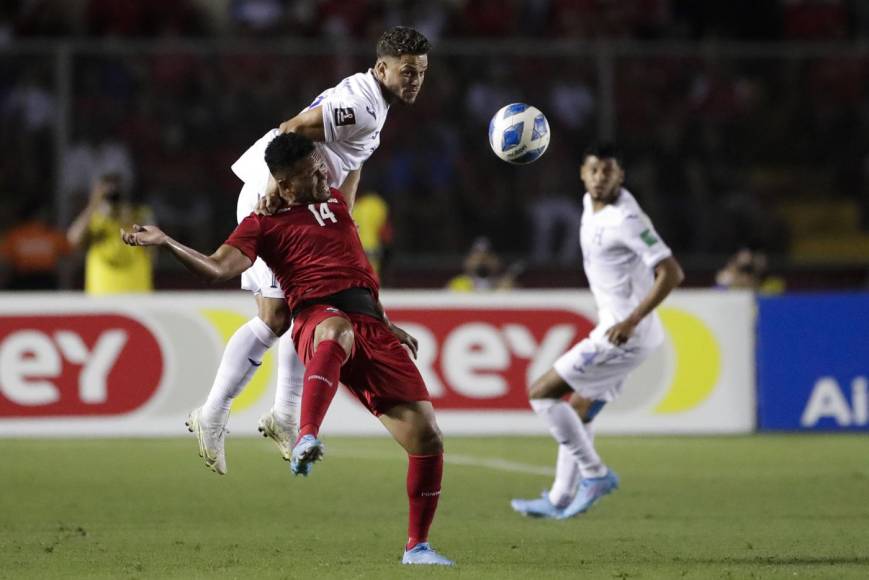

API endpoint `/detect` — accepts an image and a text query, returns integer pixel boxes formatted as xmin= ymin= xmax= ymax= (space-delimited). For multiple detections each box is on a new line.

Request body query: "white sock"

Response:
xmin=202 ymin=317 xmax=277 ymax=424
xmin=547 ymin=422 xmax=597 ymax=506
xmin=273 ymin=331 xmax=304 ymax=424
xmin=530 ymin=399 xmax=608 ymax=480
xmin=549 ymin=444 xmax=581 ymax=507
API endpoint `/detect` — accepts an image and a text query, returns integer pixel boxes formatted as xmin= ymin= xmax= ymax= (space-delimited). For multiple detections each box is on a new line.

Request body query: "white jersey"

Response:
xmin=580 ymin=188 xmax=672 ymax=348
xmin=231 ymin=69 xmax=390 ymax=217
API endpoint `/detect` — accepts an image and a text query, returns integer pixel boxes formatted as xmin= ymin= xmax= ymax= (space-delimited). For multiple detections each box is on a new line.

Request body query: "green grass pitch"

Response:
xmin=2 ymin=435 xmax=868 ymax=579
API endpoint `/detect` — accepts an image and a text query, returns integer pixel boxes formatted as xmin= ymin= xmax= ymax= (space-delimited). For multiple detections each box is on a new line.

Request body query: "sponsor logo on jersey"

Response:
xmin=334 ymin=107 xmax=356 ymax=126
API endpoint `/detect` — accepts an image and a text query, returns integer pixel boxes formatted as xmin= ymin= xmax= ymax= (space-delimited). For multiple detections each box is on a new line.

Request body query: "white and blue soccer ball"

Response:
xmin=488 ymin=103 xmax=550 ymax=165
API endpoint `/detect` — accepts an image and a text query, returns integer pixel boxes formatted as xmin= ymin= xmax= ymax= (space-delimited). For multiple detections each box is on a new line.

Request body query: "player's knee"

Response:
xmin=258 ymin=306 xmax=290 ymax=336
xmin=316 ymin=318 xmax=354 ymax=356
xmin=415 ymin=423 xmax=443 ymax=455
xmin=527 ymin=377 xmax=549 ymax=400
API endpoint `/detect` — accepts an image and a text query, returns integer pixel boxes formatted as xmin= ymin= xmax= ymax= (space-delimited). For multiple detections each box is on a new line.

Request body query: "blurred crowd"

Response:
xmin=2 ymin=1 xmax=869 ymax=290
xmin=5 ymin=1 xmax=869 ymax=42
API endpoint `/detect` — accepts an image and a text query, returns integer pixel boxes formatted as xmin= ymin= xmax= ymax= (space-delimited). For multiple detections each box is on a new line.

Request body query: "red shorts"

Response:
xmin=291 ymin=304 xmax=431 ymax=416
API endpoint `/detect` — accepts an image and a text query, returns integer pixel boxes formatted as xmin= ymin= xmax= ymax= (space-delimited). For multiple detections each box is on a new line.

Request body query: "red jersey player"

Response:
xmin=120 ymin=133 xmax=453 ymax=566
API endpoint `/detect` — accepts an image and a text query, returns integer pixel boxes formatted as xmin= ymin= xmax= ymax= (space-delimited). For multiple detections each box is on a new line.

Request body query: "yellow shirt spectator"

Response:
xmin=84 ymin=207 xmax=154 ymax=295
xmin=352 ymin=191 xmax=391 ymax=275
xmin=68 ymin=174 xmax=155 ymax=295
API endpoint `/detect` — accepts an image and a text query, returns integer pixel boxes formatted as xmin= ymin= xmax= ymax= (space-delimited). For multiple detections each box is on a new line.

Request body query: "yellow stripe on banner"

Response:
xmin=201 ymin=309 xmax=273 ymax=412
xmin=654 ymin=307 xmax=721 ymax=413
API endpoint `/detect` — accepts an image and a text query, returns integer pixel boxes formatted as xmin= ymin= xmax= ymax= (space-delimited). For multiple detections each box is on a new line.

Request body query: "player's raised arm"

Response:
xmin=278 ymin=106 xmax=326 ymax=141
xmin=121 ymin=225 xmax=252 ymax=283
xmin=337 ymin=167 xmax=362 ymax=210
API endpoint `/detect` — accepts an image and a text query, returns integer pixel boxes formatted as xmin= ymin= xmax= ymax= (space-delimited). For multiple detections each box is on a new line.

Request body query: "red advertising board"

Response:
xmin=390 ymin=308 xmax=594 ymax=409
xmin=0 ymin=315 xmax=163 ymax=417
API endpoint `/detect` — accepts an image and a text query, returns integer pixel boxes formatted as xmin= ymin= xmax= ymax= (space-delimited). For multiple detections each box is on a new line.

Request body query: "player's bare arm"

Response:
xmin=605 ymin=256 xmax=685 ymax=345
xmin=278 ymin=106 xmax=326 ymax=141
xmin=338 ymin=167 xmax=362 ymax=210
xmin=121 ymin=225 xmax=252 ymax=283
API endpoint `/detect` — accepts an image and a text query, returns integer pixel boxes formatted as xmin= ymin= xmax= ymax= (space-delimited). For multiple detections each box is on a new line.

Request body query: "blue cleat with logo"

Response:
xmin=402 ymin=542 xmax=454 ymax=566
xmin=510 ymin=492 xmax=565 ymax=519
xmin=289 ymin=434 xmax=325 ymax=476
xmin=558 ymin=470 xmax=619 ymax=519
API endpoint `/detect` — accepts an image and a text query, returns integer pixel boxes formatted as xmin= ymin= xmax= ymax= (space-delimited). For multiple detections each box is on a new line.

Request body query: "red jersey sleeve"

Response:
xmin=224 ymin=214 xmax=262 ymax=262
xmin=329 ymin=187 xmax=347 ymax=207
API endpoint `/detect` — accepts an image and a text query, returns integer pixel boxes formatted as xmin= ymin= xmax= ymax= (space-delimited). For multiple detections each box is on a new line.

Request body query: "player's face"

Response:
xmin=581 ymin=156 xmax=624 ymax=203
xmin=376 ymin=54 xmax=428 ymax=104
xmin=283 ymin=152 xmax=330 ymax=204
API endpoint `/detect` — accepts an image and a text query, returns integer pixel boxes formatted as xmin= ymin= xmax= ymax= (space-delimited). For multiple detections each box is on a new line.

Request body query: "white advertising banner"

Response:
xmin=0 ymin=290 xmax=755 ymax=436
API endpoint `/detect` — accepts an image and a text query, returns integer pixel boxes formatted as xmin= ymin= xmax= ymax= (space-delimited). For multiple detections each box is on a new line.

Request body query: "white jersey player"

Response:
xmin=511 ymin=144 xmax=684 ymax=518
xmin=186 ymin=26 xmax=430 ymax=475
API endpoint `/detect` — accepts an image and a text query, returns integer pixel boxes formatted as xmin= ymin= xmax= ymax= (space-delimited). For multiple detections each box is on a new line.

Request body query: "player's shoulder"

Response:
xmin=329 ymin=187 xmax=347 ymax=206
xmin=612 ymin=189 xmax=645 ymax=224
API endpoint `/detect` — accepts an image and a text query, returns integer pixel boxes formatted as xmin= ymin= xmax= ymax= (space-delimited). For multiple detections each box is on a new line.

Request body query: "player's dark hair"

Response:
xmin=376 ymin=26 xmax=430 ymax=58
xmin=264 ymin=132 xmax=316 ymax=174
xmin=583 ymin=142 xmax=623 ymax=164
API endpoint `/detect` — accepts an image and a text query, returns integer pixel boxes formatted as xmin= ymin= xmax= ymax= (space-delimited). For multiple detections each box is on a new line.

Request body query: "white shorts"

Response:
xmin=552 ymin=335 xmax=655 ymax=402
xmin=237 ymin=182 xmax=285 ymax=300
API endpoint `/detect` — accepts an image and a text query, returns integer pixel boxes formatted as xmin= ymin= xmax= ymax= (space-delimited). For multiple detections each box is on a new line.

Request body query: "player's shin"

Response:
xmin=202 ymin=317 xmax=277 ymax=424
xmin=274 ymin=333 xmax=304 ymax=423
xmin=530 ymin=399 xmax=607 ymax=479
xmin=297 ymin=339 xmax=345 ymax=439
xmin=406 ymin=453 xmax=443 ymax=550
xmin=549 ymin=444 xmax=582 ymax=507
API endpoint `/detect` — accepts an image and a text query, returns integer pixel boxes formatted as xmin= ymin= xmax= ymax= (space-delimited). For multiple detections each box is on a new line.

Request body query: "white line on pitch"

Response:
xmin=325 ymin=448 xmax=553 ymax=477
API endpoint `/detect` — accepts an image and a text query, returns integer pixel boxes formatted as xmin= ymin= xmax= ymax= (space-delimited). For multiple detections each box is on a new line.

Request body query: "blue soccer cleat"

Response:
xmin=510 ymin=492 xmax=565 ymax=519
xmin=289 ymin=434 xmax=325 ymax=476
xmin=402 ymin=542 xmax=454 ymax=566
xmin=558 ymin=470 xmax=620 ymax=519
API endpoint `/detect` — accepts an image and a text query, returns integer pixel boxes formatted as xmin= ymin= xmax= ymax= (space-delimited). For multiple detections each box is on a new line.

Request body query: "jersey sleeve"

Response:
xmin=320 ymin=93 xmax=379 ymax=146
xmin=619 ymin=211 xmax=673 ymax=269
xmin=224 ymin=214 xmax=262 ymax=262
xmin=230 ymin=129 xmax=279 ymax=192
xmin=329 ymin=187 xmax=347 ymax=207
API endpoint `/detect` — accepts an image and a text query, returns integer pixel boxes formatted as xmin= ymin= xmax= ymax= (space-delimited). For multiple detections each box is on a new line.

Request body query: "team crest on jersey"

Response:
xmin=334 ymin=107 xmax=356 ymax=126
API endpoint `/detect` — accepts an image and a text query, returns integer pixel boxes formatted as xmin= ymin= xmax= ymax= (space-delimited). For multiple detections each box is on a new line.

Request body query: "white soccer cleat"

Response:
xmin=257 ymin=408 xmax=298 ymax=462
xmin=185 ymin=407 xmax=228 ymax=475
xmin=402 ymin=542 xmax=454 ymax=566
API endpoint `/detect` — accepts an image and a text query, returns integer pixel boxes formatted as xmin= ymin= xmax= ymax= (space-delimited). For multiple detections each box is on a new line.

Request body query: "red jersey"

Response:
xmin=225 ymin=188 xmax=380 ymax=311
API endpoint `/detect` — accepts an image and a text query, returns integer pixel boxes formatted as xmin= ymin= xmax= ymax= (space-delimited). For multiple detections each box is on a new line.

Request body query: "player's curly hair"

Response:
xmin=583 ymin=142 xmax=623 ymax=163
xmin=376 ymin=26 xmax=430 ymax=58
xmin=264 ymin=132 xmax=316 ymax=174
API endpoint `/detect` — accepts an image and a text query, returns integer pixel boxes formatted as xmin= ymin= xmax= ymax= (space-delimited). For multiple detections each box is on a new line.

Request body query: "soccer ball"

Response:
xmin=488 ymin=103 xmax=550 ymax=165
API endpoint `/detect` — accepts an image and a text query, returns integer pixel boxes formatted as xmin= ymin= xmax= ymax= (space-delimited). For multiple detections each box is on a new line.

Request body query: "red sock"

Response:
xmin=297 ymin=339 xmax=345 ymax=440
xmin=406 ymin=453 xmax=443 ymax=550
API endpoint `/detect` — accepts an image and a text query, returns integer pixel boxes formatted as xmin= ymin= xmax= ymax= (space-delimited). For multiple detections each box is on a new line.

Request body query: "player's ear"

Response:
xmin=374 ymin=58 xmax=388 ymax=80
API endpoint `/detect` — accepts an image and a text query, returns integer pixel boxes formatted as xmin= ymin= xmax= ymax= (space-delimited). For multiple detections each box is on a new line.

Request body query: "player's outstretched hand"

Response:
xmin=605 ymin=318 xmax=637 ymax=346
xmin=121 ymin=224 xmax=167 ymax=247
xmin=388 ymin=323 xmax=419 ymax=359
xmin=255 ymin=176 xmax=284 ymax=215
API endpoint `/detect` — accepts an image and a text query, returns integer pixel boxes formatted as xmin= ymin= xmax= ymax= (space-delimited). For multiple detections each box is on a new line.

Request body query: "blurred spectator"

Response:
xmin=61 ymin=123 xmax=135 ymax=203
xmin=352 ymin=189 xmax=393 ymax=279
xmin=228 ymin=0 xmax=286 ymax=35
xmin=447 ymin=237 xmax=522 ymax=292
xmin=528 ymin=155 xmax=583 ymax=265
xmin=715 ymin=248 xmax=785 ymax=293
xmin=66 ymin=173 xmax=155 ymax=294
xmin=0 ymin=201 xmax=69 ymax=290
